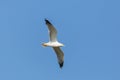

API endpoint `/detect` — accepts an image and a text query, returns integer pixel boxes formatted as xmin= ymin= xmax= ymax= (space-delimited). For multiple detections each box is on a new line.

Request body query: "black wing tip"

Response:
xmin=59 ymin=61 xmax=64 ymax=68
xmin=45 ymin=18 xmax=51 ymax=24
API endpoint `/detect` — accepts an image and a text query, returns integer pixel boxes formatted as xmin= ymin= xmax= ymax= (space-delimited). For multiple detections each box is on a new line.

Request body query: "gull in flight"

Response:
xmin=42 ymin=19 xmax=64 ymax=68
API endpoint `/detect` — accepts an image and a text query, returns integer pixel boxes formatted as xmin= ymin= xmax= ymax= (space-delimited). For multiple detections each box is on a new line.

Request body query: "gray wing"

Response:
xmin=45 ymin=19 xmax=57 ymax=42
xmin=53 ymin=47 xmax=64 ymax=68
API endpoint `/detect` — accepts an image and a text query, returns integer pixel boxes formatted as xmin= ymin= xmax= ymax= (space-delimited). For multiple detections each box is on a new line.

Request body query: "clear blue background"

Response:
xmin=0 ymin=0 xmax=120 ymax=80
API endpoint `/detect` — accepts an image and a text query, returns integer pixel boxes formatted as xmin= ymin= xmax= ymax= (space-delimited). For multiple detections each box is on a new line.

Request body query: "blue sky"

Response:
xmin=0 ymin=0 xmax=120 ymax=80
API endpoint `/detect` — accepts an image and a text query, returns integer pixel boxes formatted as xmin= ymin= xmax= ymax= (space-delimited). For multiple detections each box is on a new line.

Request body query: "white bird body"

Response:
xmin=42 ymin=19 xmax=64 ymax=68
xmin=43 ymin=41 xmax=64 ymax=47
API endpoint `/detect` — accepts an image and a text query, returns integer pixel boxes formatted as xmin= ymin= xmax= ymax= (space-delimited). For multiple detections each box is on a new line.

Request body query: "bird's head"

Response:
xmin=42 ymin=43 xmax=48 ymax=47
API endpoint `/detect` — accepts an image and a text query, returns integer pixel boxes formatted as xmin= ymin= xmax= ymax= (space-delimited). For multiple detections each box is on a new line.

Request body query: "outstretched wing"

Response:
xmin=45 ymin=19 xmax=57 ymax=42
xmin=52 ymin=47 xmax=64 ymax=68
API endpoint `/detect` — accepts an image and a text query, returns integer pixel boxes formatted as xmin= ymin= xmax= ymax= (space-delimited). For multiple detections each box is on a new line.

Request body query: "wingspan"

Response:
xmin=45 ymin=19 xmax=57 ymax=42
xmin=52 ymin=47 xmax=64 ymax=68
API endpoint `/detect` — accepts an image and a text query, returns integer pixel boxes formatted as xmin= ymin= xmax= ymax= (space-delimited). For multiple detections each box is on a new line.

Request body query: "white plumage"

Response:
xmin=42 ymin=19 xmax=64 ymax=68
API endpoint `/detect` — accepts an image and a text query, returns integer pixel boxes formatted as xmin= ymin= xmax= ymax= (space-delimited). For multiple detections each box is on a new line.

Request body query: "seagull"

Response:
xmin=42 ymin=19 xmax=64 ymax=68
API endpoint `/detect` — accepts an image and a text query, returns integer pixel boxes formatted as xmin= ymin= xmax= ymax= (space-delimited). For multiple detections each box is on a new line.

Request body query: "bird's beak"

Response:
xmin=42 ymin=43 xmax=47 ymax=47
